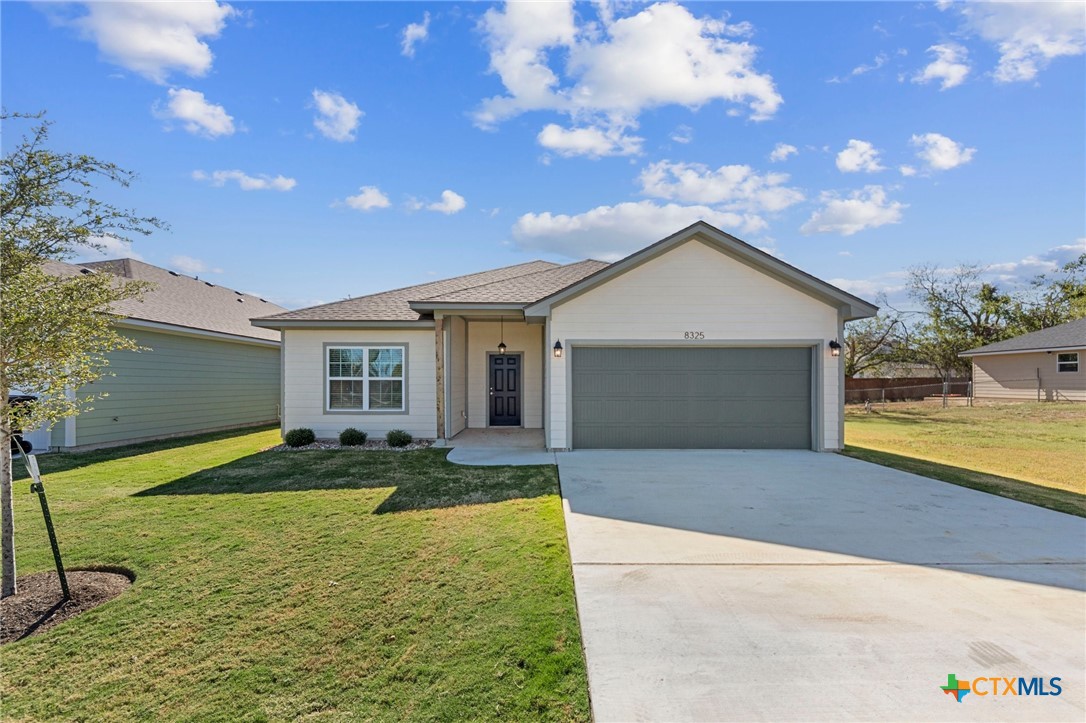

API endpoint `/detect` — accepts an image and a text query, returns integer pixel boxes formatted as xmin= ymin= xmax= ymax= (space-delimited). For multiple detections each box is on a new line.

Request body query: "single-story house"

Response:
xmin=253 ymin=222 xmax=877 ymax=450
xmin=29 ymin=258 xmax=287 ymax=451
xmin=960 ymin=318 xmax=1086 ymax=402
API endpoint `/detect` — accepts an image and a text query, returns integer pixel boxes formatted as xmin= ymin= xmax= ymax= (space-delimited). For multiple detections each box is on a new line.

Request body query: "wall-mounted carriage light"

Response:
xmin=553 ymin=340 xmax=563 ymax=358
xmin=828 ymin=339 xmax=842 ymax=357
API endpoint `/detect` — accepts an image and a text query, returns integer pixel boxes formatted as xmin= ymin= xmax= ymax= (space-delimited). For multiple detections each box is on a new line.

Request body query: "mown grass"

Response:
xmin=2 ymin=427 xmax=589 ymax=721
xmin=843 ymin=402 xmax=1086 ymax=517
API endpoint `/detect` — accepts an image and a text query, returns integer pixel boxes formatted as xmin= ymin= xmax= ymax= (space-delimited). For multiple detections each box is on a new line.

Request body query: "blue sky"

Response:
xmin=3 ymin=1 xmax=1084 ymax=310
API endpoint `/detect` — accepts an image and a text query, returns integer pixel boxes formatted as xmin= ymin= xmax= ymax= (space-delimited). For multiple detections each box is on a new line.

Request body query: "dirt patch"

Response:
xmin=1 ymin=569 xmax=133 ymax=644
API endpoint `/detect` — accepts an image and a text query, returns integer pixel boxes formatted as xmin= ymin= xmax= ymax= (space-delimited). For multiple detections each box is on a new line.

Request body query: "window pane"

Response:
xmin=369 ymin=348 xmax=404 ymax=378
xmin=369 ymin=380 xmax=403 ymax=409
xmin=329 ymin=380 xmax=365 ymax=409
xmin=1057 ymin=353 xmax=1078 ymax=363
xmin=329 ymin=348 xmax=365 ymax=378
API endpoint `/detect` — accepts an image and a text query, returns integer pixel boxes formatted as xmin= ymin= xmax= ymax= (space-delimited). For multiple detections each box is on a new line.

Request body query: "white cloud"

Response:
xmin=836 ymin=139 xmax=886 ymax=173
xmin=827 ymin=53 xmax=888 ymax=84
xmin=638 ymin=161 xmax=804 ymax=215
xmin=953 ymin=1 xmax=1085 ymax=82
xmin=72 ymin=235 xmax=143 ymax=262
xmin=427 ymin=190 xmax=467 ymax=215
xmin=827 ymin=276 xmax=906 ymax=299
xmin=401 ymin=11 xmax=431 ymax=58
xmin=311 ymin=90 xmax=363 ymax=142
xmin=769 ymin=142 xmax=798 ymax=162
xmin=512 ymin=200 xmax=765 ymax=260
xmin=800 ymin=185 xmax=906 ymax=236
xmin=170 ymin=255 xmax=223 ymax=275
xmin=912 ymin=43 xmax=970 ymax=90
xmin=57 ymin=1 xmax=236 ymax=84
xmin=910 ymin=132 xmax=976 ymax=171
xmin=154 ymin=88 xmax=235 ymax=138
xmin=670 ymin=125 xmax=694 ymax=144
xmin=475 ymin=1 xmax=781 ymax=147
xmin=537 ymin=122 xmax=643 ymax=158
xmin=343 ymin=186 xmax=391 ymax=211
xmin=192 ymin=169 xmax=296 ymax=191
xmin=987 ymin=240 xmax=1086 ymax=278
xmin=899 ymin=165 xmax=917 ymax=177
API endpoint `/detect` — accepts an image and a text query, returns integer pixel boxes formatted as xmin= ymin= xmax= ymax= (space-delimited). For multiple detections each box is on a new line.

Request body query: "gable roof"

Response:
xmin=253 ymin=221 xmax=879 ymax=327
xmin=46 ymin=258 xmax=286 ymax=342
xmin=523 ymin=221 xmax=879 ymax=321
xmin=252 ymin=260 xmax=573 ymax=324
xmin=960 ymin=318 xmax=1086 ymax=356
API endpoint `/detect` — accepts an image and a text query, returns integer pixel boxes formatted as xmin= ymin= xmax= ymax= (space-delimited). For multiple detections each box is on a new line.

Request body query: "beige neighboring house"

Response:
xmin=26 ymin=258 xmax=287 ymax=451
xmin=252 ymin=222 xmax=878 ymax=451
xmin=961 ymin=318 xmax=1086 ymax=402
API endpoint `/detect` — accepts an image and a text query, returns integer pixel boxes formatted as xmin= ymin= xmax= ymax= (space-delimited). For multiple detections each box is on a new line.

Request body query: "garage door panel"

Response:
xmin=571 ymin=347 xmax=812 ymax=449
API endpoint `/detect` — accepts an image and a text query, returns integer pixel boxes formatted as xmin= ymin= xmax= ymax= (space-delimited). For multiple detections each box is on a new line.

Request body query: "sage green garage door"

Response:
xmin=571 ymin=347 xmax=812 ymax=449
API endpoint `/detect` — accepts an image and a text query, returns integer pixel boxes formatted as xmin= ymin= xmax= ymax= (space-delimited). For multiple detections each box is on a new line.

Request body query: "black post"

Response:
xmin=21 ymin=453 xmax=70 ymax=601
xmin=29 ymin=478 xmax=70 ymax=601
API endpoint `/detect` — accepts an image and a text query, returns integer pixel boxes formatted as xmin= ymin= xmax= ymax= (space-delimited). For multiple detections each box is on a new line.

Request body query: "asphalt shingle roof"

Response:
xmin=253 ymin=260 xmax=592 ymax=322
xmin=46 ymin=258 xmax=286 ymax=342
xmin=961 ymin=317 xmax=1086 ymax=355
xmin=417 ymin=260 xmax=611 ymax=304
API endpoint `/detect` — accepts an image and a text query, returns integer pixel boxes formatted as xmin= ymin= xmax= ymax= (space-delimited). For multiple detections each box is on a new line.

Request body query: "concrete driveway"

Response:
xmin=557 ymin=450 xmax=1086 ymax=722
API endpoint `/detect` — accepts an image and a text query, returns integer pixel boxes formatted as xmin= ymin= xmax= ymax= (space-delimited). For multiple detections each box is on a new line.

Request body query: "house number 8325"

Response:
xmin=684 ymin=331 xmax=705 ymax=340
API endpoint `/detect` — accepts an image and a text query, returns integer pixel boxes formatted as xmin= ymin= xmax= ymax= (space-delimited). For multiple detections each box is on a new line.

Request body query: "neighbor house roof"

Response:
xmin=960 ymin=318 xmax=1086 ymax=356
xmin=252 ymin=260 xmax=598 ymax=324
xmin=45 ymin=258 xmax=286 ymax=342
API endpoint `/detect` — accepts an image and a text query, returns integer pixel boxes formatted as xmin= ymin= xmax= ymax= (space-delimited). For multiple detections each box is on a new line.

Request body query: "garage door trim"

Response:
xmin=564 ymin=339 xmax=823 ymax=451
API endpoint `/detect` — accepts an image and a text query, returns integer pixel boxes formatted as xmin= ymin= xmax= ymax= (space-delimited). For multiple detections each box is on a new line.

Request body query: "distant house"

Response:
xmin=28 ymin=258 xmax=287 ymax=451
xmin=960 ymin=318 xmax=1086 ymax=402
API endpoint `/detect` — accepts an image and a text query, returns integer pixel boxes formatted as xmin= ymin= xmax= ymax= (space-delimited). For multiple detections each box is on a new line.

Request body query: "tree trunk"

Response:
xmin=1 ymin=395 xmax=15 ymax=598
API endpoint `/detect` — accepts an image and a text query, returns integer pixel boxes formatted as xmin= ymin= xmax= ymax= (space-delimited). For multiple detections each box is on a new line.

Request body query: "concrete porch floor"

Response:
xmin=445 ymin=428 xmax=555 ymax=466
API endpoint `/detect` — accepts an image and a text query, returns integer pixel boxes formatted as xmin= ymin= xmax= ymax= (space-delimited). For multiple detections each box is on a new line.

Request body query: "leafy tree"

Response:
xmin=843 ymin=308 xmax=907 ymax=378
xmin=1009 ymin=254 xmax=1086 ymax=333
xmin=904 ymin=263 xmax=1015 ymax=377
xmin=1 ymin=113 xmax=165 ymax=597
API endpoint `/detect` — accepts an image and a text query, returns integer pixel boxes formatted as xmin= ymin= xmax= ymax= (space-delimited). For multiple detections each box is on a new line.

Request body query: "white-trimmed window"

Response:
xmin=327 ymin=346 xmax=405 ymax=411
xmin=1057 ymin=352 xmax=1079 ymax=373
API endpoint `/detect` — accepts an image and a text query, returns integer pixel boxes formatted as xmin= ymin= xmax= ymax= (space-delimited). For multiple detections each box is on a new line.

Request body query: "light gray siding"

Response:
xmin=73 ymin=328 xmax=280 ymax=448
xmin=571 ymin=346 xmax=813 ymax=449
xmin=448 ymin=316 xmax=468 ymax=437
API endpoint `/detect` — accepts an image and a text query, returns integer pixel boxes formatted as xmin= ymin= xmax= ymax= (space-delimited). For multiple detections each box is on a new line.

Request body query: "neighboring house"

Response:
xmin=960 ymin=318 xmax=1086 ymax=402
xmin=31 ymin=258 xmax=287 ymax=451
xmin=253 ymin=222 xmax=877 ymax=450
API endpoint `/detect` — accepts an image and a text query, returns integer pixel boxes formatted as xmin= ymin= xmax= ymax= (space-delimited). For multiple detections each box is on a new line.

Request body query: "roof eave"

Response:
xmin=251 ymin=319 xmax=436 ymax=329
xmin=959 ymin=343 xmax=1086 ymax=357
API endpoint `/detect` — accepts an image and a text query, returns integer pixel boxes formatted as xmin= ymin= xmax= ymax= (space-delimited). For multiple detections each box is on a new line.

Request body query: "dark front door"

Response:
xmin=489 ymin=353 xmax=521 ymax=426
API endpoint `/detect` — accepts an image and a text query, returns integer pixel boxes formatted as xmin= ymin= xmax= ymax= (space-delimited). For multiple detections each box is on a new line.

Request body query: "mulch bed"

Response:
xmin=269 ymin=439 xmax=434 ymax=452
xmin=1 ymin=570 xmax=132 ymax=644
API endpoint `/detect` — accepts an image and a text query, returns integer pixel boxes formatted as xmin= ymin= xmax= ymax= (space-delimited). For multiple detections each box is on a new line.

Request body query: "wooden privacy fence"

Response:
xmin=845 ymin=377 xmax=971 ymax=403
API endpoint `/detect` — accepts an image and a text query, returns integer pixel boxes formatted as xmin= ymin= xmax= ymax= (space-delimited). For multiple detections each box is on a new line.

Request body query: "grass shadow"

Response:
xmin=133 ymin=447 xmax=558 ymax=514
xmin=841 ymin=445 xmax=1086 ymax=518
xmin=13 ymin=425 xmax=279 ymax=480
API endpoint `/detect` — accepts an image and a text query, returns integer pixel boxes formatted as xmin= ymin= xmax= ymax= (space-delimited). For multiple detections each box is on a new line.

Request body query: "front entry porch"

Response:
xmin=439 ymin=315 xmax=546 ymax=442
xmin=444 ymin=427 xmax=555 ymax=466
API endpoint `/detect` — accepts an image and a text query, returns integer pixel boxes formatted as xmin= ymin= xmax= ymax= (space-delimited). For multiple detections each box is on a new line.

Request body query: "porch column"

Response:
xmin=435 ymin=316 xmax=445 ymax=440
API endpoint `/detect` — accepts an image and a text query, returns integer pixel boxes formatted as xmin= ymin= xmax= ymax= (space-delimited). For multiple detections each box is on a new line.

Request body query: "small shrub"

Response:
xmin=284 ymin=428 xmax=316 ymax=447
xmin=339 ymin=427 xmax=368 ymax=446
xmin=386 ymin=429 xmax=413 ymax=448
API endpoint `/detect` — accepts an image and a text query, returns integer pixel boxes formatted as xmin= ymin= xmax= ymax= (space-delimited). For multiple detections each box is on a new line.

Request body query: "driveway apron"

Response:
xmin=557 ymin=450 xmax=1086 ymax=722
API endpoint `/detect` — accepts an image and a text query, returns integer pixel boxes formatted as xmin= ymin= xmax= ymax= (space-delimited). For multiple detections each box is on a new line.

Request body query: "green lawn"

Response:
xmin=843 ymin=402 xmax=1086 ymax=517
xmin=1 ymin=427 xmax=589 ymax=721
